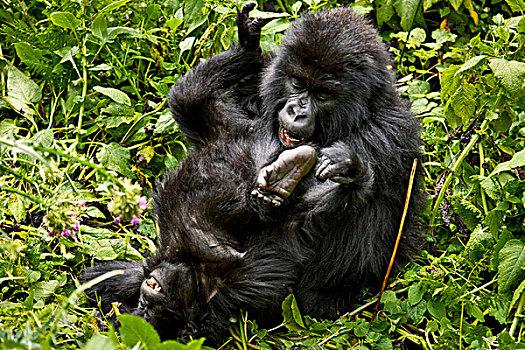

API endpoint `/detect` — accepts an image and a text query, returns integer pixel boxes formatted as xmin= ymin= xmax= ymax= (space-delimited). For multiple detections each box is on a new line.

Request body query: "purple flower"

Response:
xmin=130 ymin=216 xmax=141 ymax=225
xmin=48 ymin=230 xmax=55 ymax=237
xmin=139 ymin=197 xmax=148 ymax=210
xmin=73 ymin=223 xmax=80 ymax=231
xmin=114 ymin=216 xmax=122 ymax=224
xmin=79 ymin=200 xmax=86 ymax=208
xmin=61 ymin=229 xmax=71 ymax=237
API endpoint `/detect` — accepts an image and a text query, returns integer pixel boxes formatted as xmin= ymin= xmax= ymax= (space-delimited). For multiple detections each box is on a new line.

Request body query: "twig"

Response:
xmin=371 ymin=158 xmax=418 ymax=322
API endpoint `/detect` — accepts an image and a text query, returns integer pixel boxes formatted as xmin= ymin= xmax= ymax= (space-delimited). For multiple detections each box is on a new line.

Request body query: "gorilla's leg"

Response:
xmin=251 ymin=145 xmax=316 ymax=206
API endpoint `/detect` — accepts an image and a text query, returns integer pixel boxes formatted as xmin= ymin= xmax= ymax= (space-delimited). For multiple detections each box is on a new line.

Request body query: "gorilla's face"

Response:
xmin=134 ymin=262 xmax=195 ymax=338
xmin=278 ymin=75 xmax=335 ymax=148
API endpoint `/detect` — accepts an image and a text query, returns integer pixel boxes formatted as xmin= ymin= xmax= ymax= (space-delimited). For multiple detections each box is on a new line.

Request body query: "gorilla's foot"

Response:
xmin=252 ymin=145 xmax=316 ymax=206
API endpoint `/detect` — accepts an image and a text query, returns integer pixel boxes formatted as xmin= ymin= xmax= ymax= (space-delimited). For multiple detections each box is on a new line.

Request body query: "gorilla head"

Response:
xmin=261 ymin=8 xmax=396 ymax=147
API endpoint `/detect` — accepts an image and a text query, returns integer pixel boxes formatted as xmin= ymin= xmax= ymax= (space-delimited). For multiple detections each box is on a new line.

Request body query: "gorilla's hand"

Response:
xmin=316 ymin=142 xmax=373 ymax=186
xmin=252 ymin=145 xmax=316 ymax=206
xmin=237 ymin=2 xmax=265 ymax=51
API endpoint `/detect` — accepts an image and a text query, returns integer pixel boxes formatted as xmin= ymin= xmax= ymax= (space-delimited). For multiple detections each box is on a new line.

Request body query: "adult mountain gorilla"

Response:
xmin=83 ymin=4 xmax=424 ymax=343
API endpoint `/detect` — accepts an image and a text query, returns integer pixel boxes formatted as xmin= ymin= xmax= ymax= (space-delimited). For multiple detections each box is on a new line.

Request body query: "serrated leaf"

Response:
xmin=14 ymin=42 xmax=51 ymax=73
xmin=282 ymin=294 xmax=306 ymax=332
xmin=6 ymin=64 xmax=42 ymax=105
xmin=50 ymin=12 xmax=81 ymax=29
xmin=94 ymin=86 xmax=131 ymax=106
xmin=96 ymin=142 xmax=134 ymax=178
xmin=451 ymin=83 xmax=477 ymax=126
xmin=98 ymin=103 xmax=135 ymax=129
xmin=489 ymin=58 xmax=525 ymax=96
xmin=466 ymin=226 xmax=494 ymax=261
xmin=118 ymin=314 xmax=161 ymax=349
xmin=440 ymin=65 xmax=461 ymax=99
xmin=498 ymin=239 xmax=525 ymax=294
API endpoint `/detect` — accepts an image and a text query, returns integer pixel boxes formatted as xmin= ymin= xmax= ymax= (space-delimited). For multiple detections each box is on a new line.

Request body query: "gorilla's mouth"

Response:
xmin=145 ymin=277 xmax=163 ymax=294
xmin=280 ymin=127 xmax=306 ymax=147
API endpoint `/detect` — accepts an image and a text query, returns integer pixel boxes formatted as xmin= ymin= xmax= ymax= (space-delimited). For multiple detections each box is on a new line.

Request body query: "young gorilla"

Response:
xmin=83 ymin=4 xmax=425 ymax=343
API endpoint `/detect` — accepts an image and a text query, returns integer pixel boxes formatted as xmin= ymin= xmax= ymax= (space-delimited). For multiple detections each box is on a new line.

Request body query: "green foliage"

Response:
xmin=0 ymin=0 xmax=524 ymax=348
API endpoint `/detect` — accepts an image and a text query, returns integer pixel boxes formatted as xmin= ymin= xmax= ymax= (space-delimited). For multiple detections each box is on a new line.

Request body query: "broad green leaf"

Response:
xmin=85 ymin=334 xmax=117 ymax=350
xmin=408 ymin=300 xmax=426 ymax=323
xmin=14 ymin=42 xmax=51 ymax=73
xmin=451 ymin=83 xmax=477 ymax=126
xmin=427 ymin=297 xmax=446 ymax=319
xmin=394 ymin=0 xmax=421 ymax=31
xmin=118 ymin=314 xmax=161 ymax=349
xmin=466 ymin=226 xmax=494 ymax=261
xmin=510 ymin=278 xmax=525 ymax=312
xmin=32 ymin=129 xmax=53 ymax=148
xmin=455 ymin=55 xmax=486 ymax=76
xmin=6 ymin=64 xmax=42 ymax=104
xmin=94 ymin=86 xmax=131 ymax=106
xmin=376 ymin=336 xmax=394 ymax=350
xmin=98 ymin=103 xmax=135 ymax=129
xmin=466 ymin=303 xmax=485 ymax=322
xmin=504 ymin=0 xmax=525 ymax=12
xmin=32 ymin=280 xmax=60 ymax=301
xmin=157 ymin=338 xmax=205 ymax=350
xmin=96 ymin=142 xmax=135 ymax=178
xmin=106 ymin=27 xmax=140 ymax=41
xmin=450 ymin=0 xmax=462 ymax=11
xmin=354 ymin=320 xmax=370 ymax=337
xmin=99 ymin=0 xmax=132 ymax=14
xmin=50 ymin=12 xmax=81 ymax=29
xmin=407 ymin=28 xmax=426 ymax=48
xmin=184 ymin=0 xmax=206 ymax=32
xmin=282 ymin=294 xmax=307 ymax=331
xmin=490 ymin=148 xmax=525 ymax=176
xmin=155 ymin=110 xmax=177 ymax=133
xmin=440 ymin=65 xmax=461 ymax=99
xmin=92 ymin=15 xmax=108 ymax=41
xmin=376 ymin=0 xmax=395 ymax=27
xmin=489 ymin=58 xmax=525 ymax=96
xmin=8 ymin=194 xmax=26 ymax=223
xmin=498 ymin=239 xmax=525 ymax=294
xmin=407 ymin=284 xmax=424 ymax=306
xmin=92 ymin=239 xmax=119 ymax=260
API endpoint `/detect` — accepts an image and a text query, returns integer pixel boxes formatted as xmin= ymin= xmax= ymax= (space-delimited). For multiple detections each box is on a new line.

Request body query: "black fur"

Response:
xmin=83 ymin=6 xmax=425 ymax=344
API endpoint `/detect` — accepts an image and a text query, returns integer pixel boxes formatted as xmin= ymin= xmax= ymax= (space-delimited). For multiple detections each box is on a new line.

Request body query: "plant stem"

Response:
xmin=429 ymin=119 xmax=489 ymax=228
xmin=510 ymin=291 xmax=525 ymax=338
xmin=479 ymin=142 xmax=488 ymax=215
xmin=0 ymin=186 xmax=44 ymax=204
xmin=78 ymin=37 xmax=88 ymax=144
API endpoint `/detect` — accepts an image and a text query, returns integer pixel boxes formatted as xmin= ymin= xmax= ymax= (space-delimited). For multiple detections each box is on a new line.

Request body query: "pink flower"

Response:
xmin=79 ymin=200 xmax=86 ymax=208
xmin=114 ymin=216 xmax=122 ymax=224
xmin=48 ymin=230 xmax=55 ymax=237
xmin=130 ymin=216 xmax=141 ymax=225
xmin=73 ymin=223 xmax=80 ymax=231
xmin=138 ymin=197 xmax=148 ymax=211
xmin=61 ymin=229 xmax=71 ymax=237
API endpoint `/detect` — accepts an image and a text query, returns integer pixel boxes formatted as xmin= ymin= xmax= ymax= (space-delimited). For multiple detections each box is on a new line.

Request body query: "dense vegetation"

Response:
xmin=0 ymin=0 xmax=524 ymax=348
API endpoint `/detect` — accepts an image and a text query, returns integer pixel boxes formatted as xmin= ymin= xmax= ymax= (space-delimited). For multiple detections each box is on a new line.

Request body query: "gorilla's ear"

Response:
xmin=82 ymin=261 xmax=145 ymax=313
xmin=195 ymin=258 xmax=243 ymax=303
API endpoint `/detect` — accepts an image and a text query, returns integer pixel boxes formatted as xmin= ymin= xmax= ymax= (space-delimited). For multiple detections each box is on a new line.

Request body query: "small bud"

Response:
xmin=130 ymin=216 xmax=141 ymax=225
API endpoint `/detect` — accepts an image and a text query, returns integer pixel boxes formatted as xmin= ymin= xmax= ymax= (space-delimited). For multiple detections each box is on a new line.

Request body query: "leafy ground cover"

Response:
xmin=0 ymin=0 xmax=524 ymax=349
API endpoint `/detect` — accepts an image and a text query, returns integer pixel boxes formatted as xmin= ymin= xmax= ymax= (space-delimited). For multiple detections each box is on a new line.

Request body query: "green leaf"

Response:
xmin=118 ymin=314 xmax=161 ymax=349
xmin=6 ymin=64 xmax=42 ymax=104
xmin=489 ymin=58 xmax=525 ymax=97
xmin=155 ymin=110 xmax=177 ymax=134
xmin=407 ymin=28 xmax=426 ymax=48
xmin=498 ymin=239 xmax=525 ymax=294
xmin=14 ymin=42 xmax=51 ymax=73
xmin=157 ymin=338 xmax=205 ymax=350
xmin=8 ymin=194 xmax=26 ymax=222
xmin=450 ymin=0 xmax=462 ymax=11
xmin=490 ymin=148 xmax=525 ymax=176
xmin=455 ymin=55 xmax=486 ymax=76
xmin=408 ymin=284 xmax=424 ymax=306
xmin=94 ymin=86 xmax=131 ymax=106
xmin=354 ymin=320 xmax=370 ymax=337
xmin=504 ymin=0 xmax=525 ymax=12
xmin=96 ymin=142 xmax=134 ymax=178
xmin=85 ymin=334 xmax=117 ymax=350
xmin=394 ymin=0 xmax=421 ymax=31
xmin=376 ymin=0 xmax=395 ymax=28
xmin=31 ymin=280 xmax=59 ymax=301
xmin=427 ymin=297 xmax=446 ymax=319
xmin=50 ymin=12 xmax=81 ymax=29
xmin=408 ymin=300 xmax=426 ymax=323
xmin=440 ymin=65 xmax=461 ymax=99
xmin=92 ymin=239 xmax=119 ymax=260
xmin=282 ymin=294 xmax=307 ymax=331
xmin=92 ymin=15 xmax=108 ymax=41
xmin=466 ymin=303 xmax=485 ymax=322
xmin=451 ymin=83 xmax=477 ymax=126
xmin=466 ymin=226 xmax=494 ymax=261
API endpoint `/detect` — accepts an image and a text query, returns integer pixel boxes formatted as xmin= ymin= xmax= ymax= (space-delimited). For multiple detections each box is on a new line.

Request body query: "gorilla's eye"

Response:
xmin=145 ymin=277 xmax=163 ymax=294
xmin=316 ymin=92 xmax=332 ymax=102
xmin=290 ymin=79 xmax=304 ymax=90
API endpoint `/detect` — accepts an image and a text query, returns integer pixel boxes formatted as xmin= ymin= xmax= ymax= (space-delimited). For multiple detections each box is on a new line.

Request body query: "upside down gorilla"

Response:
xmin=83 ymin=5 xmax=425 ymax=343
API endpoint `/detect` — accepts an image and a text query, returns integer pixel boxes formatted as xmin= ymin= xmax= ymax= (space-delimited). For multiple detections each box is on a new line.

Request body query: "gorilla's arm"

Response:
xmin=82 ymin=261 xmax=145 ymax=314
xmin=168 ymin=3 xmax=266 ymax=148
